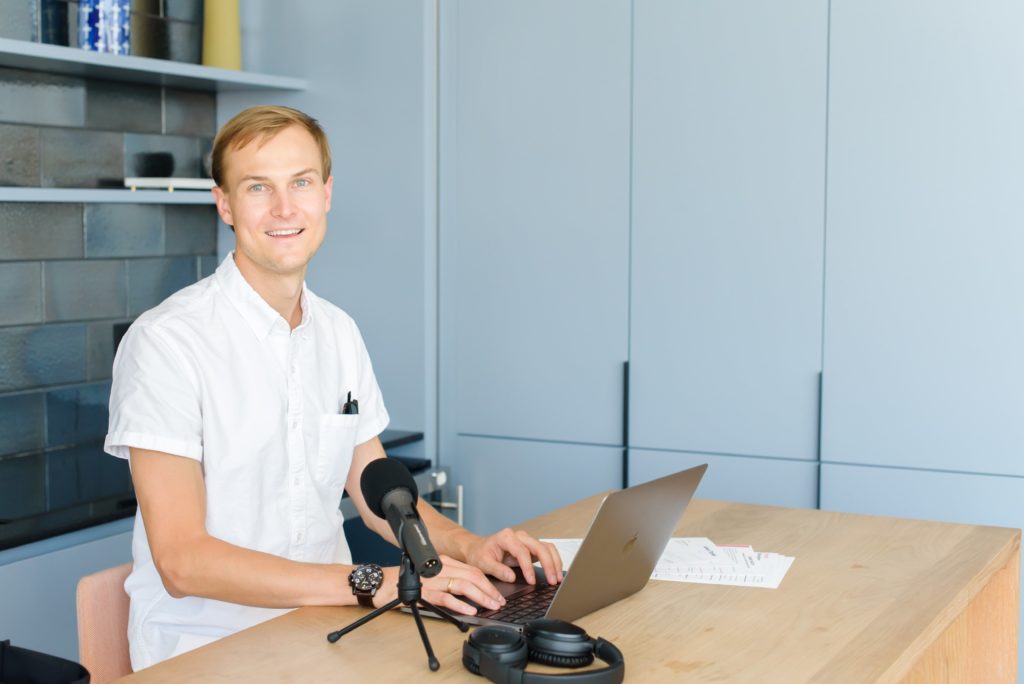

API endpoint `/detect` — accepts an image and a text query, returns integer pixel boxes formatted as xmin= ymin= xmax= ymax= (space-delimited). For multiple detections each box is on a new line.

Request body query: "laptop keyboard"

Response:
xmin=485 ymin=582 xmax=560 ymax=624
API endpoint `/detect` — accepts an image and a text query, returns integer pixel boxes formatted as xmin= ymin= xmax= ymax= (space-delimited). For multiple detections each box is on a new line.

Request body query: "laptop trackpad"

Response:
xmin=493 ymin=565 xmax=548 ymax=596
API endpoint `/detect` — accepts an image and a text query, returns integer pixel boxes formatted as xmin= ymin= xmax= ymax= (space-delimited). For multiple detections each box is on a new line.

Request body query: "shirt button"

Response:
xmin=291 ymin=420 xmax=299 ymax=429
xmin=293 ymin=477 xmax=300 ymax=485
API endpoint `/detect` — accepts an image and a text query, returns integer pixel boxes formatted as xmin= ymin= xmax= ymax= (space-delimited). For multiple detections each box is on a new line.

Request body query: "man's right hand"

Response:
xmin=372 ymin=555 xmax=506 ymax=614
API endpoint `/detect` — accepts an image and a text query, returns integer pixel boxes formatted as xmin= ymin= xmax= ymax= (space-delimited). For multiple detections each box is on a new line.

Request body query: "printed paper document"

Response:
xmin=542 ymin=537 xmax=794 ymax=589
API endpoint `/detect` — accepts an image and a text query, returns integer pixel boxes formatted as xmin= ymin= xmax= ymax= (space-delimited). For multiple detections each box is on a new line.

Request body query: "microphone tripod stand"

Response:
xmin=327 ymin=553 xmax=469 ymax=671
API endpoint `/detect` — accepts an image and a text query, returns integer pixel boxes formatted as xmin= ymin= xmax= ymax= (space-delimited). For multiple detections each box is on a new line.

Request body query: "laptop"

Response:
xmin=427 ymin=463 xmax=707 ymax=630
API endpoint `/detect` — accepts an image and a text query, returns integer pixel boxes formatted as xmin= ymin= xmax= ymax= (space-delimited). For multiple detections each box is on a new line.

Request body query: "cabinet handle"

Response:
xmin=816 ymin=370 xmax=823 ymax=509
xmin=435 ymin=484 xmax=464 ymax=527
xmin=622 ymin=361 xmax=630 ymax=488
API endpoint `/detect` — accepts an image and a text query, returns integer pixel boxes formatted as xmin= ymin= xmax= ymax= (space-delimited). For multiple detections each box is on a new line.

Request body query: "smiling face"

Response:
xmin=212 ymin=124 xmax=334 ymax=285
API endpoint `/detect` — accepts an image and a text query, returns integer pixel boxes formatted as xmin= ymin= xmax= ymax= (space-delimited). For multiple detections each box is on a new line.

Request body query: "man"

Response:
xmin=105 ymin=106 xmax=562 ymax=670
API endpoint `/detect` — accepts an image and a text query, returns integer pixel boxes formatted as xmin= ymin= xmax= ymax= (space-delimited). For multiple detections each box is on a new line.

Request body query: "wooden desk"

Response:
xmin=114 ymin=496 xmax=1019 ymax=683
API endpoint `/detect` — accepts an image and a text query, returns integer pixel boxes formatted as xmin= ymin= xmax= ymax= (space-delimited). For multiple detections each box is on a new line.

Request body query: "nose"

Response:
xmin=271 ymin=189 xmax=296 ymax=218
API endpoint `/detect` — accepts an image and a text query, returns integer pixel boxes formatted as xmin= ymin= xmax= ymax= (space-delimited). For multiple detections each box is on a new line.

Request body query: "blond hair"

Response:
xmin=210 ymin=106 xmax=332 ymax=187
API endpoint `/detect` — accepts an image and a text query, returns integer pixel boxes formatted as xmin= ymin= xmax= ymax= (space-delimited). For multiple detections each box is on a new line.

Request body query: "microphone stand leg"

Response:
xmin=418 ymin=599 xmax=470 ymax=632
xmin=408 ymin=603 xmax=440 ymax=671
xmin=326 ymin=598 xmax=401 ymax=643
xmin=327 ymin=554 xmax=467 ymax=670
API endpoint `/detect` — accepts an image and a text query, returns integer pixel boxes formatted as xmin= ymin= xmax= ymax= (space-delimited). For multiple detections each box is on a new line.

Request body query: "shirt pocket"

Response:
xmin=316 ymin=414 xmax=360 ymax=487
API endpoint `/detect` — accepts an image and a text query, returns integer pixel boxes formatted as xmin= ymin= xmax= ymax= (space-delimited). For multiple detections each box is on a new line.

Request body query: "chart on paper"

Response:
xmin=542 ymin=537 xmax=795 ymax=589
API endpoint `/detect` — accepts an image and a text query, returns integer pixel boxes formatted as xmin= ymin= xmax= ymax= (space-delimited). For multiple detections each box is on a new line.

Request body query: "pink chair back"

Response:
xmin=76 ymin=562 xmax=132 ymax=683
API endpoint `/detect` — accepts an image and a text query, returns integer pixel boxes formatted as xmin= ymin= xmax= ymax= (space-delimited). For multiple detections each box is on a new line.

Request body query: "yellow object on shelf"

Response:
xmin=202 ymin=0 xmax=241 ymax=70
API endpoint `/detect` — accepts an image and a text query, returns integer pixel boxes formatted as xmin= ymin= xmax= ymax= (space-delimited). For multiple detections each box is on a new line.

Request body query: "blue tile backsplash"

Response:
xmin=45 ymin=259 xmax=128 ymax=321
xmin=0 ymin=454 xmax=46 ymax=522
xmin=0 ymin=393 xmax=46 ymax=456
xmin=0 ymin=123 xmax=40 ymax=186
xmin=40 ymin=127 xmax=124 ymax=188
xmin=127 ymin=256 xmax=198 ymax=316
xmin=85 ymin=79 xmax=163 ymax=134
xmin=0 ymin=67 xmax=86 ymax=128
xmin=85 ymin=204 xmax=164 ymax=258
xmin=0 ymin=261 xmax=43 ymax=326
xmin=0 ymin=63 xmax=218 ymax=549
xmin=0 ymin=324 xmax=89 ymax=393
xmin=0 ymin=203 xmax=84 ymax=259
xmin=46 ymin=382 xmax=112 ymax=448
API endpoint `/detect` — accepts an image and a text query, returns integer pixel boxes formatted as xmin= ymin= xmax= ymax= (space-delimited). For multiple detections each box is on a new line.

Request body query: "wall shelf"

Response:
xmin=0 ymin=37 xmax=306 ymax=92
xmin=0 ymin=188 xmax=215 ymax=204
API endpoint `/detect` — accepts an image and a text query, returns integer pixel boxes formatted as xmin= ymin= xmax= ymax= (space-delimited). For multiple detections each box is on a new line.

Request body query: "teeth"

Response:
xmin=267 ymin=229 xmax=302 ymax=237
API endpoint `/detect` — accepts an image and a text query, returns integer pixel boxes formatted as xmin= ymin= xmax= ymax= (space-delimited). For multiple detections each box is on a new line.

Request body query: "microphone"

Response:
xmin=360 ymin=458 xmax=442 ymax=578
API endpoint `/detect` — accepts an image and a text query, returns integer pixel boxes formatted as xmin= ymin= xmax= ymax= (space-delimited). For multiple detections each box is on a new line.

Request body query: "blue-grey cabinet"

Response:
xmin=820 ymin=0 xmax=1024 ymax=478
xmin=628 ymin=1 xmax=828 ymax=500
xmin=457 ymin=436 xmax=622 ymax=535
xmin=631 ymin=449 xmax=818 ymax=509
xmin=441 ymin=2 xmax=834 ymax=522
xmin=441 ymin=0 xmax=631 ymax=446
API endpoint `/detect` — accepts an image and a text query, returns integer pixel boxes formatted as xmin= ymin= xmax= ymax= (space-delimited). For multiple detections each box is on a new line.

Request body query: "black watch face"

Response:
xmin=350 ymin=564 xmax=384 ymax=593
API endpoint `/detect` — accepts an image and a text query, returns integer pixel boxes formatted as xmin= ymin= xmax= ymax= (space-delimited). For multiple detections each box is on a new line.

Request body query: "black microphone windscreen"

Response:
xmin=360 ymin=458 xmax=419 ymax=519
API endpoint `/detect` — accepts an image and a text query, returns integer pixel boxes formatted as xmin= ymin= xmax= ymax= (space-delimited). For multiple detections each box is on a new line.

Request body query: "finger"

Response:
xmin=472 ymin=543 xmax=519 ymax=583
xmin=499 ymin=531 xmax=537 ymax=584
xmin=512 ymin=531 xmax=562 ymax=584
xmin=548 ymin=541 xmax=565 ymax=580
xmin=424 ymin=587 xmax=479 ymax=616
xmin=532 ymin=537 xmax=564 ymax=584
xmin=435 ymin=558 xmax=505 ymax=605
xmin=455 ymin=564 xmax=505 ymax=605
xmin=442 ymin=576 xmax=504 ymax=611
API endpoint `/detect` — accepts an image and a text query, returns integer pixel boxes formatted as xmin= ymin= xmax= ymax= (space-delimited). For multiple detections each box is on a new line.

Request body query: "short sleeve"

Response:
xmin=350 ymin=322 xmax=390 ymax=446
xmin=104 ymin=323 xmax=204 ymax=461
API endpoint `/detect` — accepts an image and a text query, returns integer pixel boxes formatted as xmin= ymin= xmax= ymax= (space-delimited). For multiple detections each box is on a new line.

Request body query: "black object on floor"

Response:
xmin=0 ymin=639 xmax=90 ymax=684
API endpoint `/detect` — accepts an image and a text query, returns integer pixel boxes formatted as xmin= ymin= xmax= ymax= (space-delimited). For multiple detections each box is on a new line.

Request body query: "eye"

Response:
xmin=249 ymin=183 xmax=266 ymax=192
xmin=294 ymin=178 xmax=311 ymax=188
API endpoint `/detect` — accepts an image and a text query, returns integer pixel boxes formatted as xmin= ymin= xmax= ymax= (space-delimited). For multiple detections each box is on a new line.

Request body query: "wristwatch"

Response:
xmin=348 ymin=564 xmax=384 ymax=608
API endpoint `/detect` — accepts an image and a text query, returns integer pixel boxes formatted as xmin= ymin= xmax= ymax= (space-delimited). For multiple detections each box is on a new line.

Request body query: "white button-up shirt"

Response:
xmin=105 ymin=253 xmax=389 ymax=670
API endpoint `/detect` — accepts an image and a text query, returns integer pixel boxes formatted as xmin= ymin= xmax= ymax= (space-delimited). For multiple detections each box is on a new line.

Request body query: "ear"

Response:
xmin=212 ymin=186 xmax=234 ymax=227
xmin=323 ymin=175 xmax=334 ymax=213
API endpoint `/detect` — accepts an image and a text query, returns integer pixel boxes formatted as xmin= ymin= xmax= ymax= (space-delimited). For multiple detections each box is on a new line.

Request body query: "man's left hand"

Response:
xmin=463 ymin=528 xmax=564 ymax=585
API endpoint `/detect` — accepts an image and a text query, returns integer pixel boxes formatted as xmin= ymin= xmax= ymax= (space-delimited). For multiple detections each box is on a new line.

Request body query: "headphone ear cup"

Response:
xmin=523 ymin=618 xmax=596 ymax=669
xmin=527 ymin=647 xmax=595 ymax=668
xmin=462 ymin=656 xmax=482 ymax=676
xmin=462 ymin=626 xmax=528 ymax=679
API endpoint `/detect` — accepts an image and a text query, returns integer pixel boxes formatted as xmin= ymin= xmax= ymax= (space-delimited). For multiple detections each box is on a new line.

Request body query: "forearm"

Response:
xmin=417 ymin=498 xmax=481 ymax=563
xmin=416 ymin=501 xmax=565 ymax=586
xmin=349 ymin=440 xmax=482 ymax=559
xmin=157 ymin=534 xmax=354 ymax=608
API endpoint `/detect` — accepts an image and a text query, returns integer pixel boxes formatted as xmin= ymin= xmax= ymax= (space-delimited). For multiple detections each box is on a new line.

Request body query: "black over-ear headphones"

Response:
xmin=462 ymin=618 xmax=624 ymax=684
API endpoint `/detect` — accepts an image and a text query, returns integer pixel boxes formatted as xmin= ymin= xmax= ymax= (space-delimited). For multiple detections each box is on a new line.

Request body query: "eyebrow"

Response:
xmin=238 ymin=169 xmax=318 ymax=184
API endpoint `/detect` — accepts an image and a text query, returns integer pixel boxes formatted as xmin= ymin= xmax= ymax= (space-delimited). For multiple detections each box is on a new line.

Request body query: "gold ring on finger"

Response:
xmin=446 ymin=578 xmax=454 ymax=593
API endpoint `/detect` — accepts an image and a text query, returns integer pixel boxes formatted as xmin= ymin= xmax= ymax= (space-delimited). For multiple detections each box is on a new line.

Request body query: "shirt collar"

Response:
xmin=214 ymin=252 xmax=313 ymax=341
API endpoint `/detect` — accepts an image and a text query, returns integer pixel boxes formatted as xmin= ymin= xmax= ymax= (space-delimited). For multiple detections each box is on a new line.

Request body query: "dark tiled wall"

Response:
xmin=0 ymin=65 xmax=219 ymax=530
xmin=0 ymin=67 xmax=215 ymax=187
xmin=0 ymin=202 xmax=219 ymax=522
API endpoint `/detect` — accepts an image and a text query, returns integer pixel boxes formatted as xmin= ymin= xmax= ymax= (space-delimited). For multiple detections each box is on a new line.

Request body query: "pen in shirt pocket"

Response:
xmin=341 ymin=391 xmax=359 ymax=415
